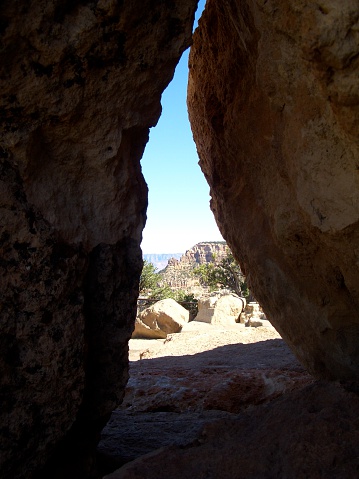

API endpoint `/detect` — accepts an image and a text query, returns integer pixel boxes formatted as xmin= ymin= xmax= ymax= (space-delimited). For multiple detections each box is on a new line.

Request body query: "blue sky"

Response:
xmin=140 ymin=0 xmax=223 ymax=254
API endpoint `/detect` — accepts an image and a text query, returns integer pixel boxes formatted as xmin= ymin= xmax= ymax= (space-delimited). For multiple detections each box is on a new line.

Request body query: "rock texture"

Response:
xmin=99 ymin=322 xmax=313 ymax=473
xmin=103 ymin=382 xmax=359 ymax=479
xmin=132 ymin=318 xmax=168 ymax=340
xmin=195 ymin=292 xmax=245 ymax=326
xmin=160 ymin=241 xmax=227 ymax=291
xmin=132 ymin=298 xmax=189 ymax=339
xmin=188 ymin=0 xmax=359 ymax=379
xmin=0 ymin=1 xmax=197 ymax=478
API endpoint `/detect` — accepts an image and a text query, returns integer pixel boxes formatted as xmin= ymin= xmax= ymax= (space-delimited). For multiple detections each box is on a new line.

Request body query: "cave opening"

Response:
xmin=3 ymin=0 xmax=359 ymax=477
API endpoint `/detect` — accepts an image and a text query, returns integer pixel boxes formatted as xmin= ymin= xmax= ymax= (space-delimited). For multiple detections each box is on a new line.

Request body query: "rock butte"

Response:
xmin=0 ymin=0 xmax=358 ymax=478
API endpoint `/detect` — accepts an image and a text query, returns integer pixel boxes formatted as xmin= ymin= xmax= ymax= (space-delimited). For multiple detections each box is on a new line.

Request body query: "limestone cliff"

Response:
xmin=188 ymin=0 xmax=359 ymax=379
xmin=0 ymin=1 xmax=197 ymax=478
xmin=160 ymin=241 xmax=227 ymax=291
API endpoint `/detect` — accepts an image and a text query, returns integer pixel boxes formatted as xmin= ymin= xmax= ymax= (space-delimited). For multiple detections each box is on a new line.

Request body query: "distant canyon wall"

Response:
xmin=188 ymin=0 xmax=359 ymax=379
xmin=160 ymin=241 xmax=227 ymax=290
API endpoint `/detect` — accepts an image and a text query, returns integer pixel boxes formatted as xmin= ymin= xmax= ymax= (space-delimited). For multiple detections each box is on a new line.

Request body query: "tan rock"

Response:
xmin=195 ymin=292 xmax=245 ymax=326
xmin=138 ymin=299 xmax=190 ymax=335
xmin=132 ymin=318 xmax=167 ymax=340
xmin=188 ymin=0 xmax=359 ymax=379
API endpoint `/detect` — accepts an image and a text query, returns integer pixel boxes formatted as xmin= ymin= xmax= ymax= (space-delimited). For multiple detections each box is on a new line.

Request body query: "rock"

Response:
xmin=99 ymin=328 xmax=312 ymax=473
xmin=98 ymin=410 xmax=237 ymax=470
xmin=137 ymin=299 xmax=190 ymax=336
xmin=243 ymin=302 xmax=269 ymax=327
xmin=160 ymin=241 xmax=228 ymax=292
xmin=188 ymin=0 xmax=359 ymax=379
xmin=132 ymin=318 xmax=167 ymax=340
xmin=245 ymin=302 xmax=263 ymax=317
xmin=195 ymin=292 xmax=245 ymax=326
xmin=0 ymin=1 xmax=197 ymax=478
xmin=246 ymin=319 xmax=264 ymax=328
xmin=103 ymin=382 xmax=359 ymax=479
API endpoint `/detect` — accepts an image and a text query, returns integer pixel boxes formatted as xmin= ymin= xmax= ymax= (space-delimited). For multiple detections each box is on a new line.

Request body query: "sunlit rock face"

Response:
xmin=188 ymin=0 xmax=359 ymax=379
xmin=0 ymin=1 xmax=197 ymax=477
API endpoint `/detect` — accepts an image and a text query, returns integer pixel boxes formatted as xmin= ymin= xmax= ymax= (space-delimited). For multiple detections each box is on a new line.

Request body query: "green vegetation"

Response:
xmin=139 ymin=260 xmax=173 ymax=300
xmin=139 ymin=260 xmax=198 ymax=316
xmin=139 ymin=260 xmax=159 ymax=293
xmin=193 ymin=249 xmax=249 ymax=298
xmin=139 ymin=247 xmax=248 ymax=317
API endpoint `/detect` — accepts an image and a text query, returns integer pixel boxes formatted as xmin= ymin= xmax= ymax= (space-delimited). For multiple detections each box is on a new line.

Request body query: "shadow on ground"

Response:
xmin=98 ymin=338 xmax=314 ymax=473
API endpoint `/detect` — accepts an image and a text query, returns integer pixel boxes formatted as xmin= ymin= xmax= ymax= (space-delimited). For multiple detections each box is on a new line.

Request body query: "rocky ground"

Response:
xmin=98 ymin=321 xmax=359 ymax=478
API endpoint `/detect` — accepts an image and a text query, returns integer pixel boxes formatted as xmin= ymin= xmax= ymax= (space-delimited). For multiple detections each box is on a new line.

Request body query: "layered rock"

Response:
xmin=188 ymin=0 xmax=359 ymax=379
xmin=0 ymin=1 xmax=197 ymax=478
xmin=160 ymin=241 xmax=227 ymax=290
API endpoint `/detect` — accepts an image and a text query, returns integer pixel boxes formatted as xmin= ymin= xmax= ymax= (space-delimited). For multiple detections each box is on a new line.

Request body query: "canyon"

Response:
xmin=160 ymin=241 xmax=228 ymax=291
xmin=1 ymin=0 xmax=359 ymax=478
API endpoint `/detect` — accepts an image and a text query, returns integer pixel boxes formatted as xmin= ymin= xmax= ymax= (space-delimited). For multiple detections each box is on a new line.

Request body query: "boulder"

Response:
xmin=195 ymin=292 xmax=245 ymax=326
xmin=132 ymin=318 xmax=167 ymax=340
xmin=136 ymin=299 xmax=190 ymax=337
xmin=0 ymin=1 xmax=197 ymax=477
xmin=188 ymin=0 xmax=359 ymax=379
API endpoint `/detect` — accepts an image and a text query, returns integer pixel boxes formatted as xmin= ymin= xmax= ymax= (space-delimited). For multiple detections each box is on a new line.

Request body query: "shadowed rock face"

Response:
xmin=2 ymin=0 xmax=359 ymax=476
xmin=0 ymin=1 xmax=197 ymax=478
xmin=188 ymin=0 xmax=359 ymax=379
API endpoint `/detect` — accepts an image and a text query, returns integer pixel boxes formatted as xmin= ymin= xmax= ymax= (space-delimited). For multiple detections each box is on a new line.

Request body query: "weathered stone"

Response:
xmin=160 ymin=241 xmax=228 ymax=292
xmin=137 ymin=299 xmax=189 ymax=336
xmin=132 ymin=318 xmax=167 ymax=340
xmin=188 ymin=0 xmax=359 ymax=379
xmin=103 ymin=382 xmax=359 ymax=479
xmin=242 ymin=301 xmax=267 ymax=327
xmin=0 ymin=1 xmax=197 ymax=477
xmin=195 ymin=292 xmax=245 ymax=326
xmin=98 ymin=410 xmax=237 ymax=470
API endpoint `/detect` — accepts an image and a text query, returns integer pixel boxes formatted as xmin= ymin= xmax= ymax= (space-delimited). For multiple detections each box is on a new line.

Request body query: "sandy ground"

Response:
xmin=128 ymin=320 xmax=283 ymax=362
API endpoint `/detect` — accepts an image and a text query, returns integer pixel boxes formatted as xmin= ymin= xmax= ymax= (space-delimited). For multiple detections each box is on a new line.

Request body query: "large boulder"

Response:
xmin=134 ymin=299 xmax=190 ymax=338
xmin=195 ymin=292 xmax=245 ymax=326
xmin=188 ymin=0 xmax=359 ymax=379
xmin=0 ymin=1 xmax=197 ymax=478
xmin=132 ymin=318 xmax=167 ymax=340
